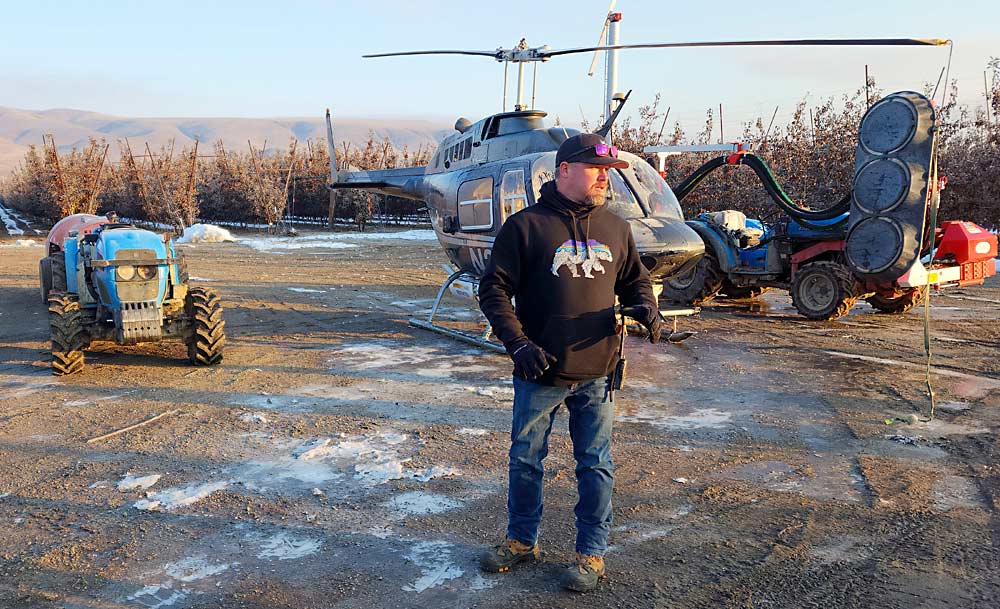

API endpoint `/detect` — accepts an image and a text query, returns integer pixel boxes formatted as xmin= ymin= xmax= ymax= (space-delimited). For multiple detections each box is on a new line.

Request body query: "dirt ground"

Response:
xmin=1 ymin=227 xmax=999 ymax=609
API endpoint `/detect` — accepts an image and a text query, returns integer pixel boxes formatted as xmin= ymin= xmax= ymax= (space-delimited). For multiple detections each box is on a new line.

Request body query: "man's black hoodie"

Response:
xmin=479 ymin=180 xmax=657 ymax=386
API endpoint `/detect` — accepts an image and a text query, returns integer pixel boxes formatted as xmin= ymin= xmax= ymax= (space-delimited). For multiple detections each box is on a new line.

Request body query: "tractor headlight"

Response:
xmin=136 ymin=265 xmax=157 ymax=280
xmin=116 ymin=265 xmax=136 ymax=281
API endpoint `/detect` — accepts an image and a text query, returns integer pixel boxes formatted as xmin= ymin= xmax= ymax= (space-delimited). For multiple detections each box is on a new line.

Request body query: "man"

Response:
xmin=478 ymin=133 xmax=662 ymax=592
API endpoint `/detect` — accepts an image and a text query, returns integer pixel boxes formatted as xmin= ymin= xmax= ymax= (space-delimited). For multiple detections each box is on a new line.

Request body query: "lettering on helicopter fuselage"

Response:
xmin=470 ymin=247 xmax=492 ymax=274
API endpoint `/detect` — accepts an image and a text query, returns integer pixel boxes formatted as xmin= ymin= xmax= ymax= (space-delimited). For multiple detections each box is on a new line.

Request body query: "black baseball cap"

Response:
xmin=555 ymin=133 xmax=629 ymax=169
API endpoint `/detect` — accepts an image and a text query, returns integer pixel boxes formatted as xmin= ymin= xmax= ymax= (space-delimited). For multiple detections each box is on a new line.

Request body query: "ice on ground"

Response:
xmin=133 ymin=480 xmax=229 ymax=511
xmin=402 ymin=541 xmax=464 ymax=592
xmin=287 ymin=287 xmax=325 ymax=293
xmin=933 ymin=474 xmax=985 ymax=511
xmin=240 ymin=235 xmax=358 ymax=252
xmin=329 ymin=341 xmax=495 ymax=378
xmin=0 ymin=379 xmax=56 ymax=400
xmin=236 ymin=430 xmax=456 ymax=492
xmin=256 ymin=531 xmax=322 ymax=560
xmin=117 ymin=473 xmax=162 ymax=491
xmin=618 ymin=407 xmax=734 ymax=429
xmin=164 ymin=555 xmax=234 ymax=582
xmin=383 ymin=491 xmax=463 ymax=516
xmin=176 ymin=223 xmax=235 ymax=244
xmin=457 ymin=428 xmax=489 ymax=436
xmin=825 ymin=350 xmax=1000 ymax=398
xmin=126 ymin=585 xmax=185 ymax=608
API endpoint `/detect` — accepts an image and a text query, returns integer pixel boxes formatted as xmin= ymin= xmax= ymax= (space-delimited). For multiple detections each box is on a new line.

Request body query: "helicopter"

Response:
xmin=324 ymin=24 xmax=949 ymax=351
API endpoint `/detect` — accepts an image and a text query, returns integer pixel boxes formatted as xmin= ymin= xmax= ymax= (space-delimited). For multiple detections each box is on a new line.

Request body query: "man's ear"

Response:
xmin=557 ymin=162 xmax=569 ymax=179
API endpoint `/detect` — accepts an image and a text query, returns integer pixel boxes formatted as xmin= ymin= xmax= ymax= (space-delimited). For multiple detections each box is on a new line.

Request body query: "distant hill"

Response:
xmin=0 ymin=106 xmax=452 ymax=175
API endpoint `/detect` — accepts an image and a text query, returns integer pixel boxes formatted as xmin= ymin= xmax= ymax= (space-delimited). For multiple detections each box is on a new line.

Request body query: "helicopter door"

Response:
xmin=500 ymin=169 xmax=528 ymax=223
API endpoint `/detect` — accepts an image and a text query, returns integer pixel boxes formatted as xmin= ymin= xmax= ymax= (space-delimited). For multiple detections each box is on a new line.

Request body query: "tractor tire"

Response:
xmin=721 ymin=282 xmax=771 ymax=300
xmin=661 ymin=251 xmax=724 ymax=305
xmin=791 ymin=261 xmax=858 ymax=321
xmin=185 ymin=287 xmax=225 ymax=365
xmin=39 ymin=257 xmax=53 ymax=304
xmin=48 ymin=293 xmax=87 ymax=375
xmin=867 ymin=288 xmax=925 ymax=314
xmin=51 ymin=254 xmax=67 ymax=293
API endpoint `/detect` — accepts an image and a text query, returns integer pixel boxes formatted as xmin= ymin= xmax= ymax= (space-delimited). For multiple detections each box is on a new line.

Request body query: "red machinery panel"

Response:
xmin=934 ymin=220 xmax=998 ymax=264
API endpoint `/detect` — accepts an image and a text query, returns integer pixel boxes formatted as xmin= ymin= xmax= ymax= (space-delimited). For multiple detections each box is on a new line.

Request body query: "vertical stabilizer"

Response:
xmin=325 ymin=108 xmax=338 ymax=186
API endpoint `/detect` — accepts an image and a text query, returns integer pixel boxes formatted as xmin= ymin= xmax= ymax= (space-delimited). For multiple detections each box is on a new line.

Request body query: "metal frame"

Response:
xmin=408 ymin=269 xmax=505 ymax=354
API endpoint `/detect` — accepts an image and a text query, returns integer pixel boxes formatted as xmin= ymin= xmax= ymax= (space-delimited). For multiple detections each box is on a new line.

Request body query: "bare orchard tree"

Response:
xmin=247 ymin=139 xmax=298 ymax=231
xmin=40 ymin=135 xmax=109 ymax=217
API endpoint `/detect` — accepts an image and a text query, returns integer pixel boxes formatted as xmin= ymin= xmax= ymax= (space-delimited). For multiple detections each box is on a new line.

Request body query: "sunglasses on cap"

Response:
xmin=564 ymin=143 xmax=619 ymax=162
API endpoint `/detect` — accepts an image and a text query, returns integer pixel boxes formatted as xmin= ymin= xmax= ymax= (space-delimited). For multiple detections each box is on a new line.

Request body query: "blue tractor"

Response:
xmin=39 ymin=214 xmax=225 ymax=375
xmin=659 ymin=91 xmax=997 ymax=320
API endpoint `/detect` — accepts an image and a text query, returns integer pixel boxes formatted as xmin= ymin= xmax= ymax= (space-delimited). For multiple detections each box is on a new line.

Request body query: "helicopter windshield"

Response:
xmin=604 ymin=170 xmax=644 ymax=219
xmin=620 ymin=160 xmax=684 ymax=221
xmin=529 ymin=153 xmax=645 ymax=220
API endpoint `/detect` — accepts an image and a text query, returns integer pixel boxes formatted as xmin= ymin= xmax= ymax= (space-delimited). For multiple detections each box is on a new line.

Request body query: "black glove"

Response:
xmin=621 ymin=305 xmax=663 ymax=344
xmin=506 ymin=339 xmax=557 ymax=380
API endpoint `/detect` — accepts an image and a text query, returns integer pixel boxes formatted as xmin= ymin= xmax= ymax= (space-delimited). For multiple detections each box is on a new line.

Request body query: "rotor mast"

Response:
xmin=605 ymin=11 xmax=622 ymax=123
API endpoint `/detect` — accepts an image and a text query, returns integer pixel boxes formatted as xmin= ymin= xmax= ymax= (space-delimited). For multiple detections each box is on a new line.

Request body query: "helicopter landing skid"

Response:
xmin=408 ymin=270 xmax=506 ymax=354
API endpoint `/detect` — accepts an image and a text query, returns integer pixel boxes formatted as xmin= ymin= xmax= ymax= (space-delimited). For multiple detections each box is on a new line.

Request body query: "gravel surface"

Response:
xmin=1 ymin=230 xmax=998 ymax=609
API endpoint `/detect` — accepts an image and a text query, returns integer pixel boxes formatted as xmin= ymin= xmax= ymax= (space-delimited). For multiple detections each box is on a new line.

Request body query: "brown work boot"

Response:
xmin=479 ymin=538 xmax=541 ymax=573
xmin=560 ymin=552 xmax=606 ymax=592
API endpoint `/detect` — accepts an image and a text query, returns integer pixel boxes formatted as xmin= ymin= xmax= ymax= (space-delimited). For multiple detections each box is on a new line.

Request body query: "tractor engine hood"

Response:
xmin=90 ymin=228 xmax=170 ymax=343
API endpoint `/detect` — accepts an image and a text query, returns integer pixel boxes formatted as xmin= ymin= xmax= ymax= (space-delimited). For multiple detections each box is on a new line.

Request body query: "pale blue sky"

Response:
xmin=2 ymin=0 xmax=996 ymax=133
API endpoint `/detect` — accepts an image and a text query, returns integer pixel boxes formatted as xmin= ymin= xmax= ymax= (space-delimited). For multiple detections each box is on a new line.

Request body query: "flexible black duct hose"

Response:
xmin=672 ymin=153 xmax=850 ymax=230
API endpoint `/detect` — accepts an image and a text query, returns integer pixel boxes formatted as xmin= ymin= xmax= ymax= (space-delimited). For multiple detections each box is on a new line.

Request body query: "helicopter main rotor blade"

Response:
xmin=364 ymin=49 xmax=500 ymax=58
xmin=587 ymin=0 xmax=617 ymax=77
xmin=544 ymin=37 xmax=950 ymax=58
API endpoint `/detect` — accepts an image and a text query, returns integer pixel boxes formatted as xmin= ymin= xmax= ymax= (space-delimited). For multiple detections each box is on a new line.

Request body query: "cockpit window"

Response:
xmin=620 ymin=159 xmax=684 ymax=220
xmin=528 ymin=153 xmax=656 ymax=221
xmin=604 ymin=170 xmax=644 ymax=219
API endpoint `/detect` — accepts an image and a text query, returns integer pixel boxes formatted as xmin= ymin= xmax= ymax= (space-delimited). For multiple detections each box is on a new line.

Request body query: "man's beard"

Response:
xmin=584 ymin=187 xmax=607 ymax=206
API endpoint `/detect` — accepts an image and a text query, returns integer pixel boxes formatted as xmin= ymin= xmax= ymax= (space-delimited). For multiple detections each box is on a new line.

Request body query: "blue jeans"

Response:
xmin=506 ymin=375 xmax=615 ymax=557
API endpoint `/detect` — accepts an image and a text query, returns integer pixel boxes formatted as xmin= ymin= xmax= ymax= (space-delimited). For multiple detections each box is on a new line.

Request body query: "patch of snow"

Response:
xmin=133 ymin=480 xmax=229 ymax=511
xmin=330 ymin=341 xmax=493 ymax=377
xmin=336 ymin=229 xmax=437 ymax=242
xmin=188 ymin=276 xmax=214 ymax=281
xmin=240 ymin=236 xmax=358 ymax=252
xmin=88 ymin=480 xmax=110 ymax=489
xmin=126 ymin=585 xmax=186 ymax=608
xmin=402 ymin=541 xmax=464 ymax=592
xmin=238 ymin=412 xmax=269 ymax=424
xmin=176 ymin=223 xmax=235 ymax=244
xmin=237 ymin=429 xmax=447 ymax=491
xmin=0 ymin=238 xmax=40 ymax=247
xmin=256 ymin=532 xmax=322 ymax=560
xmin=287 ymin=287 xmax=325 ymax=293
xmin=0 ymin=204 xmax=25 ymax=236
xmin=117 ymin=473 xmax=162 ymax=491
xmin=382 ymin=491 xmax=464 ymax=516
xmin=367 ymin=526 xmax=395 ymax=539
xmin=619 ymin=407 xmax=734 ymax=430
xmin=457 ymin=428 xmax=489 ymax=436
xmin=164 ymin=555 xmax=233 ymax=582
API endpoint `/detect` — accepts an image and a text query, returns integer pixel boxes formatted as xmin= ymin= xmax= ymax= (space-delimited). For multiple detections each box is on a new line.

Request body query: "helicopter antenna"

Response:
xmin=595 ymin=89 xmax=631 ymax=138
